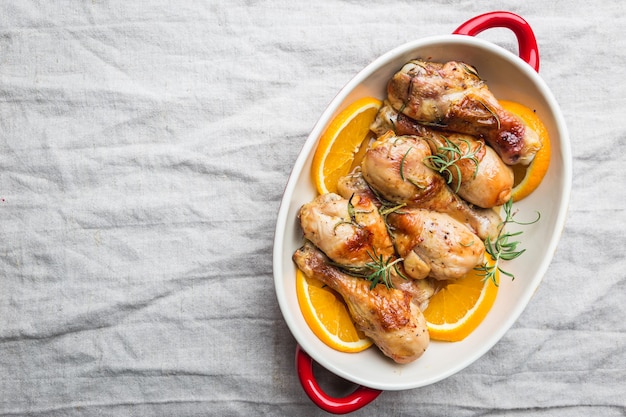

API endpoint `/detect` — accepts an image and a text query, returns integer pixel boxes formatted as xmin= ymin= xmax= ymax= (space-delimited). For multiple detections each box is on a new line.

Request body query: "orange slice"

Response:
xmin=311 ymin=97 xmax=382 ymax=194
xmin=423 ymin=260 xmax=499 ymax=342
xmin=296 ymin=268 xmax=373 ymax=352
xmin=500 ymin=100 xmax=551 ymax=201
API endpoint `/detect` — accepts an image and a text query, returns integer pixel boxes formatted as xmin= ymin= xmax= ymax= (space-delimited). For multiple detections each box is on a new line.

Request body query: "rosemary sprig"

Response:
xmin=475 ymin=199 xmax=540 ymax=286
xmin=347 ymin=194 xmax=358 ymax=224
xmin=378 ymin=202 xmax=407 ymax=218
xmin=379 ymin=202 xmax=407 ymax=237
xmin=423 ymin=136 xmax=482 ymax=193
xmin=336 ymin=249 xmax=407 ymax=290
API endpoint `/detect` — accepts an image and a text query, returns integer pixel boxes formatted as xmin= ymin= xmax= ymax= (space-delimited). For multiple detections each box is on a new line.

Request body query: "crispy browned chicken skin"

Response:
xmin=298 ymin=192 xmax=395 ymax=268
xmin=387 ymin=208 xmax=485 ymax=281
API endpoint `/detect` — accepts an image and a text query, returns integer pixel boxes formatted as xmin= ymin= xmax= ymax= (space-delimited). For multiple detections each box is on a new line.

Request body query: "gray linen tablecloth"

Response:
xmin=1 ymin=1 xmax=625 ymax=416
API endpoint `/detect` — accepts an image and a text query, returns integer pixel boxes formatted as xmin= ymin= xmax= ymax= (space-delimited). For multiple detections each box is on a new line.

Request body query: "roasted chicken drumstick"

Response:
xmin=386 ymin=59 xmax=541 ymax=165
xmin=386 ymin=208 xmax=485 ymax=281
xmin=371 ymin=101 xmax=514 ymax=208
xmin=294 ymin=242 xmax=430 ymax=364
xmin=298 ymin=192 xmax=395 ymax=268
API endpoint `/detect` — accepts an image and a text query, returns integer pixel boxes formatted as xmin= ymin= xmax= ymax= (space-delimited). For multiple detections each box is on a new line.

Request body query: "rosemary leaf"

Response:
xmin=461 ymin=62 xmax=480 ymax=79
xmin=400 ymin=147 xmax=412 ymax=181
xmin=476 ymin=99 xmax=501 ymax=130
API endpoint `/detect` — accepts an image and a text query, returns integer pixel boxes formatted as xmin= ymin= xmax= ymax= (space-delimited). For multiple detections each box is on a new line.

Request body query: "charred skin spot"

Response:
xmin=497 ymin=129 xmax=524 ymax=164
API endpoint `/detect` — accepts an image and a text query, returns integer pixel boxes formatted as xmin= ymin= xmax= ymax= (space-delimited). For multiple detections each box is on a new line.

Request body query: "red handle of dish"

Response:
xmin=453 ymin=11 xmax=540 ymax=72
xmin=295 ymin=345 xmax=382 ymax=414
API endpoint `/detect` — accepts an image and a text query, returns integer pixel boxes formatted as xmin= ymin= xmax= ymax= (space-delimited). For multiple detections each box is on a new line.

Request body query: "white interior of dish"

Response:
xmin=273 ymin=35 xmax=572 ymax=391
